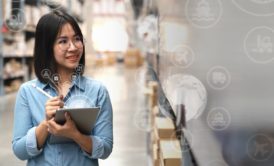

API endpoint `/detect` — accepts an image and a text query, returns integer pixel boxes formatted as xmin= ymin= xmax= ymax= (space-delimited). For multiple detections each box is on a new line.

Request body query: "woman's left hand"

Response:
xmin=47 ymin=112 xmax=80 ymax=139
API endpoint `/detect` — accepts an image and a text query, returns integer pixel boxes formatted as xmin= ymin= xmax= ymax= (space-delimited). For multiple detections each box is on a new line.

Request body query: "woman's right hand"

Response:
xmin=45 ymin=95 xmax=64 ymax=120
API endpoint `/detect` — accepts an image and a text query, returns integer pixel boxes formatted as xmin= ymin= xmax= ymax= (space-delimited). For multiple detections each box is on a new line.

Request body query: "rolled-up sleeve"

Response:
xmin=26 ymin=127 xmax=43 ymax=156
xmin=12 ymin=84 xmax=42 ymax=160
xmin=83 ymin=85 xmax=113 ymax=159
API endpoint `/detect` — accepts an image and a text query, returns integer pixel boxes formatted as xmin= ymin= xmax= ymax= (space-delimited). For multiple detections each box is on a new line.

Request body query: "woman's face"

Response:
xmin=53 ymin=23 xmax=83 ymax=72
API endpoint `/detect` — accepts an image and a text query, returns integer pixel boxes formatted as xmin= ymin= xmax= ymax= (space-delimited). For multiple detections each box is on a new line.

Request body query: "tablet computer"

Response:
xmin=49 ymin=107 xmax=100 ymax=144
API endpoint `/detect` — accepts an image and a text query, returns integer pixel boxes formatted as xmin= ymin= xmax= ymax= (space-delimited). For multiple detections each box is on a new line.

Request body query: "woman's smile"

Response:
xmin=66 ymin=54 xmax=80 ymax=62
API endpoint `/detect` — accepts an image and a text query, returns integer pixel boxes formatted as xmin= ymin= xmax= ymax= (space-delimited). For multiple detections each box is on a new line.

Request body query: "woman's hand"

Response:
xmin=47 ymin=112 xmax=80 ymax=139
xmin=48 ymin=113 xmax=93 ymax=154
xmin=45 ymin=95 xmax=64 ymax=120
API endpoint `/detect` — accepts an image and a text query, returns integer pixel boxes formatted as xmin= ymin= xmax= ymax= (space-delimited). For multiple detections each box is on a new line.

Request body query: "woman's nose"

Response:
xmin=68 ymin=40 xmax=77 ymax=51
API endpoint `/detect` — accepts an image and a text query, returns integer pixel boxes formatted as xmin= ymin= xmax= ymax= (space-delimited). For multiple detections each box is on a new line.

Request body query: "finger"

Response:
xmin=46 ymin=97 xmax=60 ymax=103
xmin=47 ymin=127 xmax=52 ymax=133
xmin=45 ymin=108 xmax=58 ymax=118
xmin=46 ymin=122 xmax=50 ymax=131
xmin=48 ymin=118 xmax=61 ymax=131
xmin=59 ymin=95 xmax=64 ymax=100
xmin=59 ymin=101 xmax=64 ymax=108
xmin=46 ymin=100 xmax=64 ymax=107
xmin=65 ymin=112 xmax=71 ymax=121
xmin=54 ymin=100 xmax=64 ymax=107
xmin=46 ymin=106 xmax=60 ymax=111
xmin=46 ymin=109 xmax=56 ymax=116
xmin=58 ymin=96 xmax=65 ymax=107
xmin=47 ymin=118 xmax=54 ymax=127
xmin=47 ymin=124 xmax=54 ymax=134
xmin=47 ymin=119 xmax=54 ymax=133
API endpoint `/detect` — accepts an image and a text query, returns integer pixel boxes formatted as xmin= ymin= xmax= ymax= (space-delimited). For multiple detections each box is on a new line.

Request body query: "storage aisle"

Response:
xmin=90 ymin=62 xmax=149 ymax=166
xmin=0 ymin=56 xmax=149 ymax=166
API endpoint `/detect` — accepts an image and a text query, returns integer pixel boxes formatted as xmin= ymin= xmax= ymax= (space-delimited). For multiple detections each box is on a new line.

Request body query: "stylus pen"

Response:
xmin=31 ymin=83 xmax=67 ymax=108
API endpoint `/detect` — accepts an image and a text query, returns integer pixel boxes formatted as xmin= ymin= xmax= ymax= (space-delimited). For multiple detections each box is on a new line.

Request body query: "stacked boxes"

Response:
xmin=151 ymin=108 xmax=182 ymax=166
xmin=94 ymin=52 xmax=117 ymax=67
xmin=155 ymin=117 xmax=176 ymax=140
xmin=159 ymin=140 xmax=181 ymax=166
xmin=144 ymin=81 xmax=158 ymax=111
xmin=146 ymin=81 xmax=182 ymax=166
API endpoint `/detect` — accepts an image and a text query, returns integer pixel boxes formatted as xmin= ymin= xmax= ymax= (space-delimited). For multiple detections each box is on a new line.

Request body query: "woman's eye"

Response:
xmin=75 ymin=36 xmax=82 ymax=41
xmin=59 ymin=40 xmax=68 ymax=44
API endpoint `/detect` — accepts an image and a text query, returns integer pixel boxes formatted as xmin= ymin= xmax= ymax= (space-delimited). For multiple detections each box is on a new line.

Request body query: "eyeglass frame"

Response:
xmin=55 ymin=35 xmax=85 ymax=51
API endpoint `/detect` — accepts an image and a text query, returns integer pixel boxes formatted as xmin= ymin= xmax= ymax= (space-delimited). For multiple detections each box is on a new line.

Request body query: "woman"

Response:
xmin=12 ymin=10 xmax=113 ymax=166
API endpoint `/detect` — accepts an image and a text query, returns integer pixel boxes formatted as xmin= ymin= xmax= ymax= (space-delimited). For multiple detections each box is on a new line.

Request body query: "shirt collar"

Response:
xmin=34 ymin=79 xmax=48 ymax=90
xmin=72 ymin=75 xmax=85 ymax=91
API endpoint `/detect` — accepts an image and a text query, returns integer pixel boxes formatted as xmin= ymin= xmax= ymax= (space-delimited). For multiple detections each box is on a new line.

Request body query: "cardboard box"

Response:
xmin=94 ymin=53 xmax=108 ymax=67
xmin=145 ymin=81 xmax=158 ymax=111
xmin=155 ymin=117 xmax=176 ymax=140
xmin=105 ymin=52 xmax=116 ymax=65
xmin=148 ymin=81 xmax=158 ymax=109
xmin=124 ymin=48 xmax=143 ymax=68
xmin=160 ymin=140 xmax=182 ymax=166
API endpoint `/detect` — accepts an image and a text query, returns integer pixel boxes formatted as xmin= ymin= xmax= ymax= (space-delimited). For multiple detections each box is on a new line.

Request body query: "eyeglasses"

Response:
xmin=56 ymin=35 xmax=84 ymax=51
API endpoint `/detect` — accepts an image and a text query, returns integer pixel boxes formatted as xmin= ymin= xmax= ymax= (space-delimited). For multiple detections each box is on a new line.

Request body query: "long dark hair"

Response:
xmin=34 ymin=10 xmax=85 ymax=83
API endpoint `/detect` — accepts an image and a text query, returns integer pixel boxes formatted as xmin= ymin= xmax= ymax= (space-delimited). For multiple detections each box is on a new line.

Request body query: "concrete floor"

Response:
xmin=0 ymin=60 xmax=150 ymax=166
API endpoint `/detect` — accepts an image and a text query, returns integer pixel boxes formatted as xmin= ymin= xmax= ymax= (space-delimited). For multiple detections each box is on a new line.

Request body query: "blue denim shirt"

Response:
xmin=12 ymin=76 xmax=113 ymax=166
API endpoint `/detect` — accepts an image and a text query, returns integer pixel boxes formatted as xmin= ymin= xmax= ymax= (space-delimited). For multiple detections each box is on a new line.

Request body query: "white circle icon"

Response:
xmin=133 ymin=110 xmax=151 ymax=132
xmin=4 ymin=8 xmax=26 ymax=32
xmin=163 ymin=74 xmax=207 ymax=121
xmin=41 ymin=69 xmax=51 ymax=79
xmin=207 ymin=66 xmax=231 ymax=90
xmin=66 ymin=95 xmax=95 ymax=108
xmin=207 ymin=107 xmax=231 ymax=131
xmin=170 ymin=45 xmax=195 ymax=68
xmin=52 ymin=74 xmax=60 ymax=83
xmin=185 ymin=0 xmax=223 ymax=29
xmin=232 ymin=0 xmax=274 ymax=16
xmin=244 ymin=26 xmax=274 ymax=64
xmin=76 ymin=64 xmax=84 ymax=73
xmin=42 ymin=0 xmax=66 ymax=10
xmin=247 ymin=134 xmax=273 ymax=161
xmin=71 ymin=73 xmax=78 ymax=82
